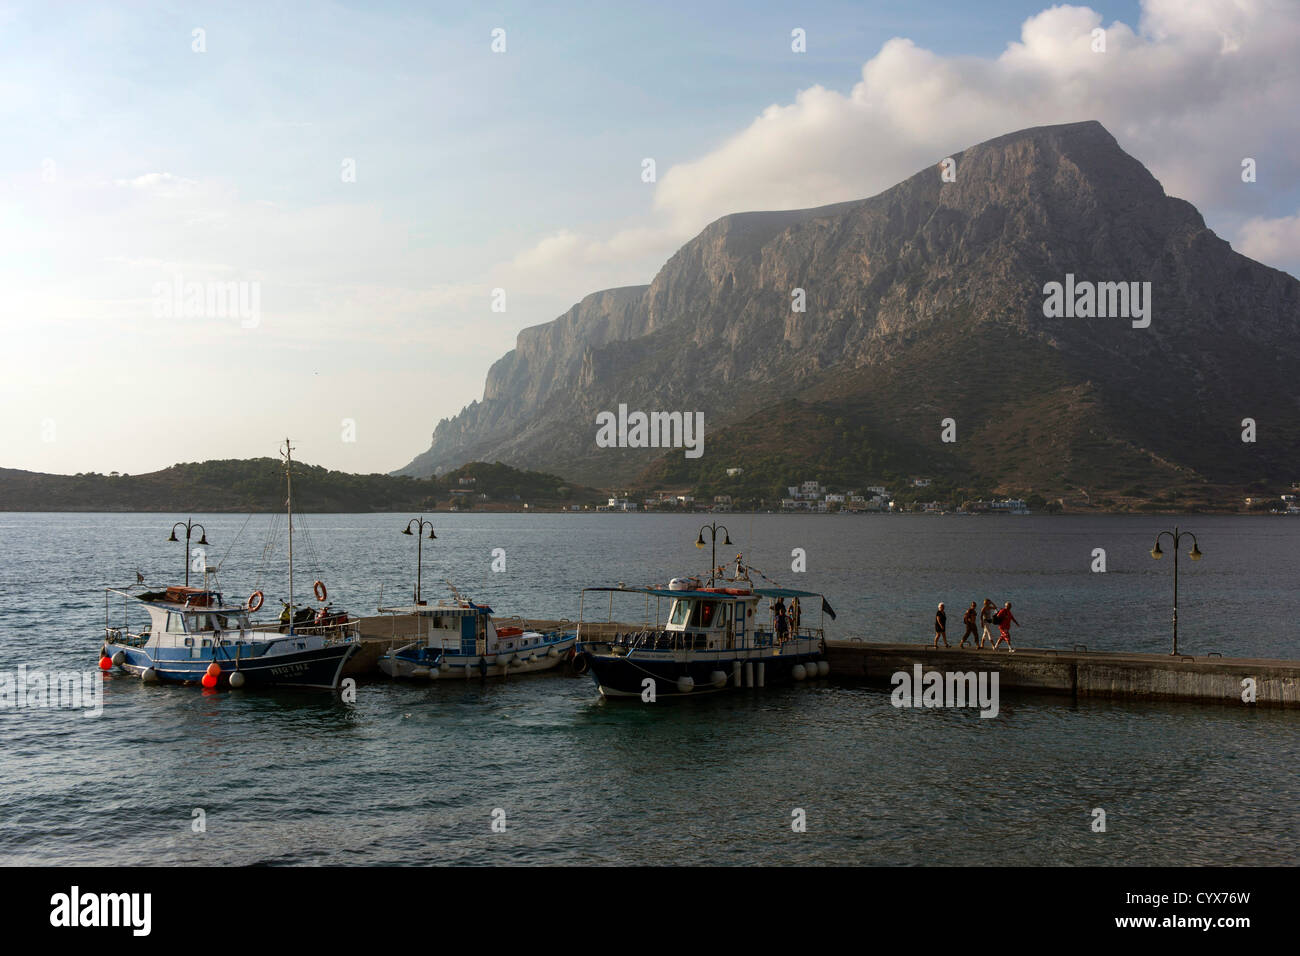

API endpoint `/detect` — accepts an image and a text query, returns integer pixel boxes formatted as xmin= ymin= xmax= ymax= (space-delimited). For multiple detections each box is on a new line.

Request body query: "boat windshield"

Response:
xmin=669 ymin=599 xmax=721 ymax=629
xmin=691 ymin=601 xmax=719 ymax=628
xmin=669 ymin=599 xmax=692 ymax=626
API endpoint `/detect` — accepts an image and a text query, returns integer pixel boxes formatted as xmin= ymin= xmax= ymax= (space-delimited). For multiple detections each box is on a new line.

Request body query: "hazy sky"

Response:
xmin=3 ymin=0 xmax=1297 ymax=476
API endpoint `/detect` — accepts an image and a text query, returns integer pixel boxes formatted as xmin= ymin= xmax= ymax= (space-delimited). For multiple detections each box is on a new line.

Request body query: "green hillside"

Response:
xmin=0 ymin=459 xmax=602 ymax=512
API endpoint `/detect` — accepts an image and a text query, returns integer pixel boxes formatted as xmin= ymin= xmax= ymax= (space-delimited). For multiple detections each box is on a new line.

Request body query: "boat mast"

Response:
xmin=283 ymin=438 xmax=294 ymax=627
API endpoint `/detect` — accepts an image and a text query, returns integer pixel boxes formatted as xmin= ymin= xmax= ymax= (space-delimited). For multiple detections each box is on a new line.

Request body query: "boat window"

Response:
xmin=189 ymin=614 xmax=212 ymax=632
xmin=669 ymin=600 xmax=692 ymax=626
xmin=166 ymin=612 xmax=186 ymax=634
xmin=690 ymin=601 xmax=719 ymax=628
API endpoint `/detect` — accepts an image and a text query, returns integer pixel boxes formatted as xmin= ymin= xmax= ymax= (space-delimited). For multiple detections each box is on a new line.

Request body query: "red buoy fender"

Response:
xmin=314 ymin=580 xmax=328 ymax=602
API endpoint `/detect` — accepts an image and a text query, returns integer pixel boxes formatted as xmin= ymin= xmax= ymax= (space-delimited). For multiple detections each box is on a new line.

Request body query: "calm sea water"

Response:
xmin=1 ymin=512 xmax=1297 ymax=865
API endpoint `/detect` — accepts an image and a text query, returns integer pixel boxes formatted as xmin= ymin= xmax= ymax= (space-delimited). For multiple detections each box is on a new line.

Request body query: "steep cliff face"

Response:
xmin=398 ymin=121 xmax=1300 ymax=494
xmin=398 ymin=284 xmax=649 ymax=476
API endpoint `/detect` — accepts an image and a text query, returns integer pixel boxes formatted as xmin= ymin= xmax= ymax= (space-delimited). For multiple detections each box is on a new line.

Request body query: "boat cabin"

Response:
xmin=380 ymin=600 xmax=552 ymax=658
xmin=578 ymin=585 xmax=825 ymax=652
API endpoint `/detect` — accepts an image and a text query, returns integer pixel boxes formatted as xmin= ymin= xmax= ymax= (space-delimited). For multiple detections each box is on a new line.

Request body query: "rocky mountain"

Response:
xmin=398 ymin=121 xmax=1300 ymax=503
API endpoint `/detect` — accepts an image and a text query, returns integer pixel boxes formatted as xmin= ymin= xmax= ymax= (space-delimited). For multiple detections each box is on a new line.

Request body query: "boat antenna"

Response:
xmin=281 ymin=438 xmax=295 ymax=629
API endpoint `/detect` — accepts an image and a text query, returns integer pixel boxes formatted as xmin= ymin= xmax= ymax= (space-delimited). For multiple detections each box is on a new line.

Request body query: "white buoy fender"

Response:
xmin=411 ymin=667 xmax=430 ymax=678
xmin=547 ymin=645 xmax=558 ymax=658
xmin=791 ymin=663 xmax=807 ymax=681
xmin=111 ymin=650 xmax=126 ymax=666
xmin=228 ymin=671 xmax=246 ymax=688
xmin=498 ymin=653 xmax=513 ymax=666
xmin=141 ymin=668 xmax=159 ymax=683
xmin=676 ymin=676 xmax=695 ymax=694
xmin=710 ymin=670 xmax=728 ymax=689
xmin=817 ymin=660 xmax=830 ymax=678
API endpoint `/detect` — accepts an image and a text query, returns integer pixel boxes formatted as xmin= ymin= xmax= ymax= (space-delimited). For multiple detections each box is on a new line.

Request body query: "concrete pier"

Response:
xmin=825 ymin=640 xmax=1300 ymax=708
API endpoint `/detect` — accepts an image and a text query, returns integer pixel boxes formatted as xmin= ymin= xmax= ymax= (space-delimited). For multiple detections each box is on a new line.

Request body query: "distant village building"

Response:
xmin=965 ymin=498 xmax=1030 ymax=514
xmin=725 ymin=467 xmax=744 ymax=477
xmin=912 ymin=478 xmax=932 ymax=488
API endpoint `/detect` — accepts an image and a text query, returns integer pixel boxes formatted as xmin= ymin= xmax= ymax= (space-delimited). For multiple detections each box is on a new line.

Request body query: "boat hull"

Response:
xmin=109 ymin=641 xmax=357 ymax=690
xmin=378 ymin=635 xmax=577 ymax=680
xmin=582 ymin=647 xmax=827 ymax=698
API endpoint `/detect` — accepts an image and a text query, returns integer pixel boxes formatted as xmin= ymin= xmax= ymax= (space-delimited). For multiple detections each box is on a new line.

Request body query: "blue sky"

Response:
xmin=3 ymin=0 xmax=1296 ymax=476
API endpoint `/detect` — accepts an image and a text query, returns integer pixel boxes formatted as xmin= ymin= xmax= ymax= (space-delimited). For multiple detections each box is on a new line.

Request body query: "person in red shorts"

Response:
xmin=992 ymin=601 xmax=1019 ymax=652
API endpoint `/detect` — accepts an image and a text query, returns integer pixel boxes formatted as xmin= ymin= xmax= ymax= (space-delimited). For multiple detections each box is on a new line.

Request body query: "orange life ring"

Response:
xmin=247 ymin=590 xmax=264 ymax=612
xmin=314 ymin=580 xmax=328 ymax=602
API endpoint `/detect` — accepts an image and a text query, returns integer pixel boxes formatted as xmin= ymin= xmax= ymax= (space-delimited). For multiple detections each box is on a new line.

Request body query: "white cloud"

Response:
xmin=508 ymin=0 xmax=1300 ymax=282
xmin=1237 ymin=212 xmax=1300 ymax=276
xmin=114 ymin=172 xmax=199 ymax=190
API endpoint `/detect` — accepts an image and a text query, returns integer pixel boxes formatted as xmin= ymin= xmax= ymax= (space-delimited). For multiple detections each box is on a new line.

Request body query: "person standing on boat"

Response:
xmin=978 ymin=599 xmax=996 ymax=648
xmin=992 ymin=602 xmax=1019 ymax=652
xmin=958 ymin=601 xmax=979 ymax=648
xmin=933 ymin=602 xmax=949 ymax=648
xmin=774 ymin=600 xmax=789 ymax=643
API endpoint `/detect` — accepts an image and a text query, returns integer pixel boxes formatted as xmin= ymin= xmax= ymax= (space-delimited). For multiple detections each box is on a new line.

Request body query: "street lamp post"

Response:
xmin=1149 ymin=525 xmax=1203 ymax=656
xmin=401 ymin=517 xmax=437 ymax=604
xmin=168 ymin=518 xmax=208 ymax=588
xmin=695 ymin=521 xmax=732 ymax=586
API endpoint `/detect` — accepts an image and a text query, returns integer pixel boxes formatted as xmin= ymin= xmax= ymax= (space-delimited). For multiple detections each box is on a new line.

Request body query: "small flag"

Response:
xmin=821 ymin=597 xmax=837 ymax=620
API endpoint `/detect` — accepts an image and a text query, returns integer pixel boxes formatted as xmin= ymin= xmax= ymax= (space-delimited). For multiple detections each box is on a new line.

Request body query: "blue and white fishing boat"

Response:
xmin=99 ymin=439 xmax=359 ymax=690
xmin=376 ymin=585 xmax=575 ymax=679
xmin=573 ymin=537 xmax=834 ymax=698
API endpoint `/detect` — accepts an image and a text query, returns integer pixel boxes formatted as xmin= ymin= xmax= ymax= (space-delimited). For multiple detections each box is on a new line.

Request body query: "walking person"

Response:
xmin=978 ymin=598 xmax=996 ymax=649
xmin=933 ymin=602 xmax=949 ymax=648
xmin=958 ymin=601 xmax=979 ymax=648
xmin=992 ymin=601 xmax=1019 ymax=652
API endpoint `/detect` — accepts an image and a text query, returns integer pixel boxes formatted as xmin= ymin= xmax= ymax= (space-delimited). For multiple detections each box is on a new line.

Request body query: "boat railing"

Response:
xmin=248 ymin=618 xmax=361 ymax=642
xmin=753 ymin=625 xmax=825 ymax=647
xmin=103 ymin=625 xmax=150 ymax=647
xmin=577 ymin=620 xmax=657 ymax=642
